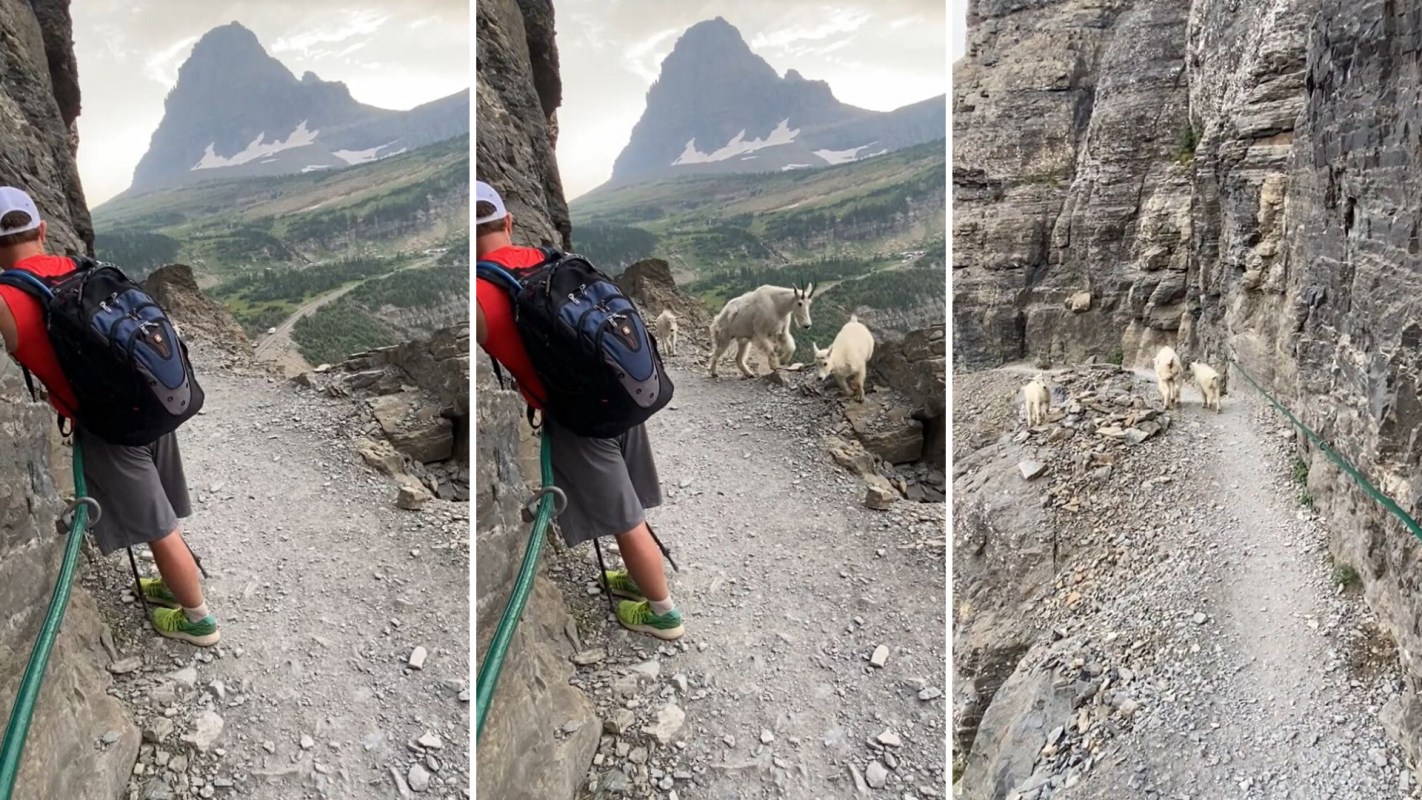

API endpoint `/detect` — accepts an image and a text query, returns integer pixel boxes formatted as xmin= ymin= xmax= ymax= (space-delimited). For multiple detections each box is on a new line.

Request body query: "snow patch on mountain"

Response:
xmin=671 ymin=118 xmax=799 ymax=166
xmin=333 ymin=140 xmax=401 ymax=166
xmin=191 ymin=120 xmax=319 ymax=171
xmin=813 ymin=144 xmax=872 ymax=166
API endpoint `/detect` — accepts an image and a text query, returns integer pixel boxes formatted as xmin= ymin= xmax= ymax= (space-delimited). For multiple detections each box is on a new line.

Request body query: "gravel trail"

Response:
xmin=80 ymin=356 xmax=471 ymax=800
xmin=549 ymin=354 xmax=948 ymax=799
xmin=955 ymin=364 xmax=1407 ymax=800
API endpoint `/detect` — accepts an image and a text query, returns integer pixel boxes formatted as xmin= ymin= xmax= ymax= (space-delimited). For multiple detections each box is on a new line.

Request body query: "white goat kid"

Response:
xmin=1191 ymin=361 xmax=1224 ymax=413
xmin=813 ymin=315 xmax=875 ymax=401
xmin=709 ymin=282 xmax=815 ymax=378
xmin=1153 ymin=346 xmax=1184 ymax=410
xmin=654 ymin=309 xmax=678 ymax=356
xmin=1022 ymin=374 xmax=1050 ymax=427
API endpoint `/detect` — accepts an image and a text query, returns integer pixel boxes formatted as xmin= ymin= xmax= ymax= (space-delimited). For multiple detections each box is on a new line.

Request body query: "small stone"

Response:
xmin=167 ymin=667 xmax=197 ymax=688
xmin=109 ymin=656 xmax=143 ymax=675
xmin=408 ymin=646 xmax=428 ymax=669
xmin=877 ymin=730 xmax=902 ymax=747
xmin=723 ymin=734 xmax=736 ymax=748
xmin=206 ymin=681 xmax=226 ymax=702
xmin=642 ymin=703 xmax=685 ymax=745
xmin=1018 ymin=460 xmax=1047 ymax=480
xmin=262 ymin=740 xmax=276 ymax=754
xmin=1118 ymin=699 xmax=1140 ymax=719
xmin=101 ymin=730 xmax=121 ymax=745
xmin=848 ymin=764 xmax=871 ymax=796
xmin=407 ymin=763 xmax=431 ymax=792
xmin=417 ymin=732 xmax=444 ymax=750
xmin=604 ymin=709 xmax=636 ymax=735
xmin=571 ymin=649 xmax=605 ymax=666
xmin=866 ymin=760 xmax=889 ymax=788
xmin=870 ymin=645 xmax=889 ymax=668
xmin=1193 ymin=612 xmax=1207 ymax=625
xmin=182 ymin=711 xmax=224 ymax=753
xmin=918 ymin=687 xmax=943 ymax=701
xmin=628 ymin=659 xmax=661 ymax=680
xmin=760 ymin=728 xmax=775 ymax=745
xmin=140 ymin=778 xmax=174 ymax=800
xmin=144 ymin=718 xmax=175 ymax=743
xmin=300 ymin=735 xmax=315 ymax=750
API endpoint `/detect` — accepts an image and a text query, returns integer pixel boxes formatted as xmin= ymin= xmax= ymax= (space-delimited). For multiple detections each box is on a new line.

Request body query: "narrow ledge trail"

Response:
xmin=548 ymin=352 xmax=948 ymax=800
xmin=80 ymin=352 xmax=471 ymax=800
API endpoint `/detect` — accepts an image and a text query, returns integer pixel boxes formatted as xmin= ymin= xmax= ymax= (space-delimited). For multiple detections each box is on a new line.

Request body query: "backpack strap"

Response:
xmin=0 ymin=269 xmax=55 ymax=301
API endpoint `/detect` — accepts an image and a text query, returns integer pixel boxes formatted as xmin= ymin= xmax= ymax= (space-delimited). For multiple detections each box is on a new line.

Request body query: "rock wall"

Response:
xmin=475 ymin=1 xmax=599 ymax=797
xmin=475 ymin=0 xmax=570 ymax=250
xmin=0 ymin=1 xmax=137 ymax=796
xmin=954 ymin=0 xmax=1422 ymax=768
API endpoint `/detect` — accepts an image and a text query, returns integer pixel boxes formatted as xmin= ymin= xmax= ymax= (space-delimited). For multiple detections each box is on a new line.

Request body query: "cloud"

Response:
xmin=142 ymin=35 xmax=199 ymax=86
xmin=623 ymin=27 xmax=682 ymax=83
xmin=270 ymin=10 xmax=390 ymax=55
xmin=748 ymin=9 xmax=872 ymax=51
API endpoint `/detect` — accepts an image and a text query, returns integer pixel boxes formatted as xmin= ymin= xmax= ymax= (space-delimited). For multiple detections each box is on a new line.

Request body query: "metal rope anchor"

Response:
xmin=57 ymin=497 xmax=101 ymax=532
xmin=521 ymin=485 xmax=568 ymax=522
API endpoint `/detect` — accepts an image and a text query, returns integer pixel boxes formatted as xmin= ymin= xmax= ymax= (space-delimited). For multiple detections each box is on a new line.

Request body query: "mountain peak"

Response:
xmin=188 ymin=21 xmax=265 ymax=61
xmin=605 ymin=17 xmax=945 ymax=187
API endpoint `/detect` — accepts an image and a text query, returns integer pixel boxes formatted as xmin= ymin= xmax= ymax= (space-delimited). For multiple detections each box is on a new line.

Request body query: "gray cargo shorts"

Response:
xmin=544 ymin=418 xmax=662 ymax=546
xmin=76 ymin=428 xmax=192 ymax=555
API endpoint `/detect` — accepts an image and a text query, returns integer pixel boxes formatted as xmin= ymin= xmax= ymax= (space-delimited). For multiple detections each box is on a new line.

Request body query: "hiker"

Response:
xmin=0 ymin=187 xmax=218 ymax=646
xmin=474 ymin=179 xmax=684 ymax=640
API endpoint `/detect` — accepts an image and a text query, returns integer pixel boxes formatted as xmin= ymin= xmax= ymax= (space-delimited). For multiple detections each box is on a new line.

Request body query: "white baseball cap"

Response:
xmin=475 ymin=180 xmax=508 ymax=225
xmin=0 ymin=187 xmax=41 ymax=236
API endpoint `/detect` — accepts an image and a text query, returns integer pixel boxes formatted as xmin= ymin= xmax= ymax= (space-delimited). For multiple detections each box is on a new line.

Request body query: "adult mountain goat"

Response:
xmin=1154 ymin=346 xmax=1184 ymax=410
xmin=654 ymin=309 xmax=678 ymax=356
xmin=1022 ymin=375 xmax=1050 ymax=427
xmin=814 ymin=315 xmax=875 ymax=401
xmin=709 ymin=283 xmax=815 ymax=378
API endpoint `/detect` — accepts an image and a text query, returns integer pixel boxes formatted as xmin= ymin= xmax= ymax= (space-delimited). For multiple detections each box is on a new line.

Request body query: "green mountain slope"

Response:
xmin=570 ymin=140 xmax=945 ymax=350
xmin=93 ymin=134 xmax=470 ymax=286
xmin=570 ymin=139 xmax=945 ymax=279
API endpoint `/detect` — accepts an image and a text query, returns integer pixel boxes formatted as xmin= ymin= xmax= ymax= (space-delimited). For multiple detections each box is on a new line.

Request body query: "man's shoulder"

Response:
xmin=12 ymin=253 xmax=76 ymax=276
xmin=479 ymin=245 xmax=554 ymax=270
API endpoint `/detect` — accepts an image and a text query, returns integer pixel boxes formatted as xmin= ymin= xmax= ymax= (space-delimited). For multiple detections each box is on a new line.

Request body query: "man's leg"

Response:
xmin=615 ymin=521 xmax=669 ymax=604
xmin=149 ymin=528 xmax=204 ymax=609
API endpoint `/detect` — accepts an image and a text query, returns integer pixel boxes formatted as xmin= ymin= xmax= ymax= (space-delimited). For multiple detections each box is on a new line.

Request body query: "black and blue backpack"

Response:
xmin=476 ymin=246 xmax=672 ymax=438
xmin=0 ymin=256 xmax=203 ymax=446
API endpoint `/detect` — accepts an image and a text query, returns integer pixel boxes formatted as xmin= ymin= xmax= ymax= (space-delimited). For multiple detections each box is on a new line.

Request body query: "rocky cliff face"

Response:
xmin=128 ymin=22 xmax=469 ymax=194
xmin=0 ymin=1 xmax=136 ymax=796
xmin=955 ymin=0 xmax=1422 ymax=769
xmin=474 ymin=2 xmax=599 ymax=797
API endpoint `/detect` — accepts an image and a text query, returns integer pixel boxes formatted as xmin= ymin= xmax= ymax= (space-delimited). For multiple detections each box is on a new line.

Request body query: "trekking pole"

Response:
xmin=126 ymin=546 xmax=150 ymax=622
xmin=592 ymin=537 xmax=618 ymax=614
xmin=645 ymin=522 xmax=680 ymax=573
xmin=184 ymin=539 xmax=210 ymax=579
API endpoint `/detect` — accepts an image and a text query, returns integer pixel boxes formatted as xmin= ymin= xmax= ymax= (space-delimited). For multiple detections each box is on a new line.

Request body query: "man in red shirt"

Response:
xmin=475 ymin=180 xmax=684 ymax=640
xmin=0 ymin=187 xmax=218 ymax=646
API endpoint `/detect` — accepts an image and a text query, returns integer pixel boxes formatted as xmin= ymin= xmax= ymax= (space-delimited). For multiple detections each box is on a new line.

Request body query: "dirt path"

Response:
xmin=1055 ymin=381 xmax=1405 ymax=799
xmin=958 ymin=364 xmax=1407 ymax=799
xmin=254 ymin=258 xmax=435 ymax=376
xmin=547 ymin=352 xmax=947 ymax=799
xmin=81 ymin=355 xmax=470 ymax=799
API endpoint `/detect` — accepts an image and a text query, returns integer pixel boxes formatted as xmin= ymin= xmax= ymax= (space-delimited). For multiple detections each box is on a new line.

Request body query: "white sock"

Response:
xmin=183 ymin=602 xmax=210 ymax=623
xmin=650 ymin=597 xmax=675 ymax=616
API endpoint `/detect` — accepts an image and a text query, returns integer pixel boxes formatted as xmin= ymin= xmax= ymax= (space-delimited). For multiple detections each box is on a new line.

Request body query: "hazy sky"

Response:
xmin=71 ymin=1 xmax=470 ymax=206
xmin=555 ymin=1 xmax=948 ymax=200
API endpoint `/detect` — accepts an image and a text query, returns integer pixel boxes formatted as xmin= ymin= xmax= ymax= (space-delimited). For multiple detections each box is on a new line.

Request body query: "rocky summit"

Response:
xmin=125 ymin=21 xmax=468 ymax=194
xmin=604 ymin=16 xmax=945 ymax=188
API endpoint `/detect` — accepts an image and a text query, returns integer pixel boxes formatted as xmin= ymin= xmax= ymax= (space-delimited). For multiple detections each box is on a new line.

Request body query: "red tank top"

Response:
xmin=476 ymin=245 xmax=549 ymax=409
xmin=0 ymin=254 xmax=79 ymax=418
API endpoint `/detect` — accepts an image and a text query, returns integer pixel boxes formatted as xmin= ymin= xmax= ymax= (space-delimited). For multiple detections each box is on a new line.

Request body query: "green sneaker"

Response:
xmin=138 ymin=578 xmax=181 ymax=609
xmin=615 ymin=600 xmax=684 ymax=641
xmin=151 ymin=608 xmax=221 ymax=647
xmin=600 ymin=570 xmax=646 ymax=601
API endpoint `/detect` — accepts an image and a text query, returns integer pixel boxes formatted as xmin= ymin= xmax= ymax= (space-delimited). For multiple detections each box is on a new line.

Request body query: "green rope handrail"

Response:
xmin=475 ymin=429 xmax=558 ymax=740
xmin=1228 ymin=358 xmax=1422 ymax=541
xmin=0 ymin=439 xmax=92 ymax=796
